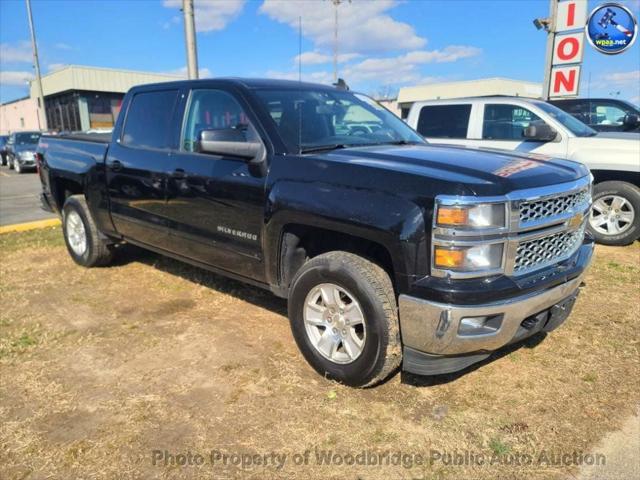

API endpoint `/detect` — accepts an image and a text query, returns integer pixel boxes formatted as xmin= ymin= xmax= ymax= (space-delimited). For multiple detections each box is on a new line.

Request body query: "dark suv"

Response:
xmin=548 ymin=98 xmax=639 ymax=133
xmin=6 ymin=131 xmax=42 ymax=173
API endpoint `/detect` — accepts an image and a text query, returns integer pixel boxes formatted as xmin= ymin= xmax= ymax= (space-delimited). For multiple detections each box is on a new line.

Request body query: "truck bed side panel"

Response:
xmin=39 ymin=136 xmax=117 ymax=235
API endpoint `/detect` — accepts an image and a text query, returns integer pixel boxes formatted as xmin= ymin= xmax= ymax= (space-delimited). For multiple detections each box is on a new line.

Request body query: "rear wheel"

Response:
xmin=62 ymin=195 xmax=114 ymax=267
xmin=589 ymin=181 xmax=640 ymax=246
xmin=288 ymin=251 xmax=401 ymax=387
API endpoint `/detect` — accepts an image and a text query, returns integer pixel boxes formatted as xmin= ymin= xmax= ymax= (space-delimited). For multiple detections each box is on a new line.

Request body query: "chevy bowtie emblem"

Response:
xmin=568 ymin=212 xmax=583 ymax=229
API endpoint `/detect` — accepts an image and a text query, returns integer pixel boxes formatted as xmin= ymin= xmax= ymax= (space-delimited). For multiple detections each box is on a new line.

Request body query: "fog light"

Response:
xmin=458 ymin=314 xmax=503 ymax=336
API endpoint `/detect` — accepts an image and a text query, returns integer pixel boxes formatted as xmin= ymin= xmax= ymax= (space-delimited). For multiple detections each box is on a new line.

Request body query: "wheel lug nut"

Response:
xmin=342 ymin=329 xmax=347 ymax=336
xmin=332 ymin=327 xmax=337 ymax=334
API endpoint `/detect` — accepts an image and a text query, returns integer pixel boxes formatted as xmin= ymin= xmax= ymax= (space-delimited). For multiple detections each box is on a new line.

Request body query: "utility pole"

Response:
xmin=540 ymin=0 xmax=557 ymax=100
xmin=182 ymin=0 xmax=199 ymax=79
xmin=331 ymin=0 xmax=350 ymax=83
xmin=25 ymin=0 xmax=47 ymax=131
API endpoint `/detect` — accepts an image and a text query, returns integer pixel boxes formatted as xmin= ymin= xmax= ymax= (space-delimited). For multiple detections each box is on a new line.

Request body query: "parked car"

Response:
xmin=407 ymin=96 xmax=640 ymax=245
xmin=6 ymin=131 xmax=42 ymax=173
xmin=548 ymin=98 xmax=639 ymax=133
xmin=0 ymin=135 xmax=8 ymax=166
xmin=38 ymin=79 xmax=593 ymax=387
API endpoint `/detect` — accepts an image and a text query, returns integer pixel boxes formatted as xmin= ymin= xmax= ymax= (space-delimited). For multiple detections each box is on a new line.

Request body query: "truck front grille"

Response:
xmin=514 ymin=225 xmax=585 ymax=274
xmin=519 ymin=188 xmax=589 ymax=225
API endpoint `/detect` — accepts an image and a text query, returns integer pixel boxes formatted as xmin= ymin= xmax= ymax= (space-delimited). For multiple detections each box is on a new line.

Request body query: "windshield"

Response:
xmin=15 ymin=132 xmax=41 ymax=144
xmin=535 ymin=102 xmax=597 ymax=137
xmin=254 ymin=88 xmax=425 ymax=152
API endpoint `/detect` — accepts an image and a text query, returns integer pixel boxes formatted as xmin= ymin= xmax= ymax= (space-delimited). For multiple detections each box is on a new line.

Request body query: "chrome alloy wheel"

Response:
xmin=66 ymin=210 xmax=87 ymax=256
xmin=303 ymin=283 xmax=366 ymax=364
xmin=590 ymin=195 xmax=635 ymax=236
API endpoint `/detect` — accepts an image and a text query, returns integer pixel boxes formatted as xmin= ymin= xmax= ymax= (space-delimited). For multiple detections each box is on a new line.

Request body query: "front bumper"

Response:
xmin=399 ymin=240 xmax=593 ymax=375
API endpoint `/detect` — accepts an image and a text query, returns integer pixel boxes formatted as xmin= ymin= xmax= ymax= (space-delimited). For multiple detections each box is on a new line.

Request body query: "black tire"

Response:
xmin=62 ymin=195 xmax=114 ymax=267
xmin=588 ymin=181 xmax=640 ymax=246
xmin=14 ymin=159 xmax=22 ymax=174
xmin=288 ymin=251 xmax=401 ymax=387
xmin=8 ymin=157 xmax=13 ymax=170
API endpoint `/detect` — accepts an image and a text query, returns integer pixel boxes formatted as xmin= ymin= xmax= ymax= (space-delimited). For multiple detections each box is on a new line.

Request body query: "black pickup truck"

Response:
xmin=38 ymin=78 xmax=594 ymax=387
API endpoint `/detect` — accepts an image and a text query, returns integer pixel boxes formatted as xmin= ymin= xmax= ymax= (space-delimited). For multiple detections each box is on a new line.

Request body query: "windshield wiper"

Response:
xmin=375 ymin=140 xmax=423 ymax=146
xmin=300 ymin=144 xmax=350 ymax=154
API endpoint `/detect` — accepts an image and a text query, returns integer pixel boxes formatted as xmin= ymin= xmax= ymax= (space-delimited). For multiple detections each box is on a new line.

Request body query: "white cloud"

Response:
xmin=0 ymin=70 xmax=34 ymax=86
xmin=260 ymin=0 xmax=425 ymax=54
xmin=603 ymin=70 xmax=640 ymax=86
xmin=0 ymin=42 xmax=33 ymax=64
xmin=166 ymin=66 xmax=213 ymax=78
xmin=341 ymin=46 xmax=481 ymax=85
xmin=54 ymin=42 xmax=73 ymax=50
xmin=265 ymin=69 xmax=334 ymax=84
xmin=294 ymin=51 xmax=361 ymax=66
xmin=48 ymin=63 xmax=68 ymax=73
xmin=163 ymin=0 xmax=246 ymax=33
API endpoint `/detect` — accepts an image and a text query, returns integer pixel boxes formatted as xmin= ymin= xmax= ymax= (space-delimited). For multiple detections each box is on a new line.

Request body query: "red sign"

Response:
xmin=552 ymin=32 xmax=585 ymax=65
xmin=550 ymin=65 xmax=581 ymax=96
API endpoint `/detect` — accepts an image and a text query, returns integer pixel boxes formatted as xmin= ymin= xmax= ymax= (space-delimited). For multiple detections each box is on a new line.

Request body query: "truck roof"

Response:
xmin=130 ymin=77 xmax=341 ymax=93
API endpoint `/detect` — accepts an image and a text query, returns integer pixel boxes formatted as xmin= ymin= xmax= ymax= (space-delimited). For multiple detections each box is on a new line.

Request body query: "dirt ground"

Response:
xmin=0 ymin=227 xmax=638 ymax=480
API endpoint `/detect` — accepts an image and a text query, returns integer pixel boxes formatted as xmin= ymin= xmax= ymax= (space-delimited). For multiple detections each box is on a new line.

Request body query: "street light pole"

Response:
xmin=182 ymin=0 xmax=199 ymax=79
xmin=331 ymin=0 xmax=350 ymax=83
xmin=25 ymin=0 xmax=47 ymax=131
xmin=540 ymin=0 xmax=557 ymax=100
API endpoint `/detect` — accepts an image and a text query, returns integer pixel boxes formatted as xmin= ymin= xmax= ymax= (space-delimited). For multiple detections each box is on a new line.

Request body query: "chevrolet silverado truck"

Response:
xmin=37 ymin=79 xmax=594 ymax=387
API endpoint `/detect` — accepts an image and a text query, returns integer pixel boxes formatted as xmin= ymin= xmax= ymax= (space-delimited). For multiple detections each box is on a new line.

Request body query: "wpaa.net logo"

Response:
xmin=586 ymin=3 xmax=638 ymax=54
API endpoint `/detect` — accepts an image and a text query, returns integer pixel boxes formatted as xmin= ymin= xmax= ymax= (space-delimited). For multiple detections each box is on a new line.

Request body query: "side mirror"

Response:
xmin=623 ymin=114 xmax=639 ymax=127
xmin=197 ymin=128 xmax=263 ymax=161
xmin=523 ymin=123 xmax=557 ymax=142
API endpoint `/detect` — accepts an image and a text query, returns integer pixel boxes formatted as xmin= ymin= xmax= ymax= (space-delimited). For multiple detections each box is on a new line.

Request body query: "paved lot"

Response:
xmin=0 ymin=166 xmax=56 ymax=226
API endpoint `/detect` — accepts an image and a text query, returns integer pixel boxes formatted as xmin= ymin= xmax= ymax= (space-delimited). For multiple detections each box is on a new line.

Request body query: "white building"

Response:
xmin=0 ymin=65 xmax=182 ymax=134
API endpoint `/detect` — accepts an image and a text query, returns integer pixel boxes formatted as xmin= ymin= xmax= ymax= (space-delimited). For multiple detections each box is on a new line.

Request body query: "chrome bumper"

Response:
xmin=399 ymin=273 xmax=586 ymax=356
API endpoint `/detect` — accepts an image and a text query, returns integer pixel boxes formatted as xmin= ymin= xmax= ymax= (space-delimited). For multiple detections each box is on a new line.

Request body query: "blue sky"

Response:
xmin=1 ymin=0 xmax=639 ymax=104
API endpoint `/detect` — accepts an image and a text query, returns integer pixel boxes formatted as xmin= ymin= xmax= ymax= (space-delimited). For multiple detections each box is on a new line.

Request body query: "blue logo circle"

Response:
xmin=586 ymin=3 xmax=638 ymax=54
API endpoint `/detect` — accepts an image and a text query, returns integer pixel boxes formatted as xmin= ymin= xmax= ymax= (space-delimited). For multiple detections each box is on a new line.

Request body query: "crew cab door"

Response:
xmin=105 ymin=88 xmax=180 ymax=250
xmin=474 ymin=103 xmax=566 ymax=156
xmin=412 ymin=103 xmax=476 ymax=146
xmin=163 ymin=87 xmax=268 ymax=281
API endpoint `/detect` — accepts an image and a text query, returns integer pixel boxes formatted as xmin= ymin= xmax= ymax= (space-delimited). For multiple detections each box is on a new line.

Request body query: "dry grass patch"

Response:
xmin=0 ymin=228 xmax=638 ymax=479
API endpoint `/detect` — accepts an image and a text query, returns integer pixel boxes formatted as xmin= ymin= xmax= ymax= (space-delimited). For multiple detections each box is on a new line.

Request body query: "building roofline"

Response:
xmin=0 ymin=96 xmax=31 ymax=107
xmin=36 ymin=64 xmax=184 ymax=81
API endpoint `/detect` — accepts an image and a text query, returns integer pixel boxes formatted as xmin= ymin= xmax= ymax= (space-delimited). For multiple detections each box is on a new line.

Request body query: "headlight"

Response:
xmin=434 ymin=243 xmax=504 ymax=272
xmin=436 ymin=203 xmax=505 ymax=229
xmin=19 ymin=151 xmax=34 ymax=160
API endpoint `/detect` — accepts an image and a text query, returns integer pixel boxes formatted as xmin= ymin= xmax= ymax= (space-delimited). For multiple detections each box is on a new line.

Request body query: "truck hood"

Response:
xmin=567 ymin=133 xmax=640 ymax=172
xmin=13 ymin=144 xmax=38 ymax=154
xmin=323 ymin=143 xmax=588 ymax=196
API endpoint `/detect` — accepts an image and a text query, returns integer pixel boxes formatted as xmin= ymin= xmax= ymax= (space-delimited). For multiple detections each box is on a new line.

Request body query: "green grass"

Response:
xmin=0 ymin=329 xmax=39 ymax=358
xmin=488 ymin=438 xmax=511 ymax=456
xmin=0 ymin=226 xmax=63 ymax=253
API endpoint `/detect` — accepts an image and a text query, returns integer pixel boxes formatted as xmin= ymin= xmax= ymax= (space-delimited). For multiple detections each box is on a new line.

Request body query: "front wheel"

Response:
xmin=8 ymin=157 xmax=14 ymax=170
xmin=62 ymin=195 xmax=114 ymax=267
xmin=589 ymin=181 xmax=640 ymax=246
xmin=288 ymin=251 xmax=401 ymax=387
xmin=14 ymin=159 xmax=22 ymax=174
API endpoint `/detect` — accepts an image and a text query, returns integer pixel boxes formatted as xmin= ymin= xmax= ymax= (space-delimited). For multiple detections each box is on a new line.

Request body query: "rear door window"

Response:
xmin=416 ymin=104 xmax=471 ymax=138
xmin=121 ymin=90 xmax=179 ymax=150
xmin=482 ymin=104 xmax=543 ymax=140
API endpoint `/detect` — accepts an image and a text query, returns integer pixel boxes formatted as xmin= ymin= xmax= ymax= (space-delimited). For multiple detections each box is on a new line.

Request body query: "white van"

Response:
xmin=407 ymin=97 xmax=640 ymax=245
